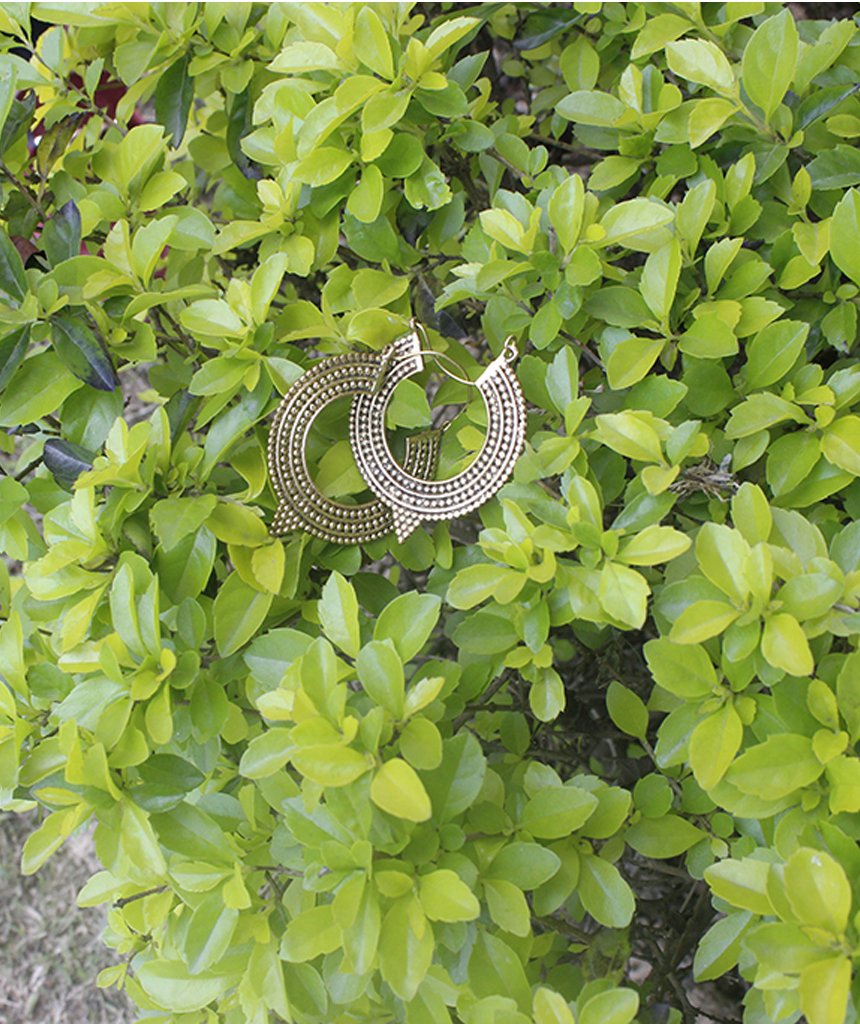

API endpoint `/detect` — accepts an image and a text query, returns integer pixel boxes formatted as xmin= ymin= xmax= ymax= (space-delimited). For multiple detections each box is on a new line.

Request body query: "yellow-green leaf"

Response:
xmin=371 ymin=758 xmax=432 ymax=822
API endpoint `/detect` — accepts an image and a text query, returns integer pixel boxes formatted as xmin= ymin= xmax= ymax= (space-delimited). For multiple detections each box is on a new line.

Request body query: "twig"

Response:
xmin=558 ymin=328 xmax=604 ymax=369
xmin=490 ymin=148 xmax=527 ymax=182
xmin=153 ymin=308 xmax=197 ymax=358
xmin=533 ymin=911 xmax=591 ymax=944
xmin=14 ymin=456 xmax=43 ymax=482
xmin=114 ymin=885 xmax=168 ymax=908
xmin=254 ymin=865 xmax=305 ymax=877
xmin=452 ymin=673 xmax=511 ymax=731
xmin=527 ymin=134 xmax=601 ymax=163
xmin=0 ymin=160 xmax=44 ymax=218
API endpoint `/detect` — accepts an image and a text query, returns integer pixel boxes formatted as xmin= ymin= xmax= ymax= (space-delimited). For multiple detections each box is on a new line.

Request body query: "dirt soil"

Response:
xmin=0 ymin=813 xmax=135 ymax=1024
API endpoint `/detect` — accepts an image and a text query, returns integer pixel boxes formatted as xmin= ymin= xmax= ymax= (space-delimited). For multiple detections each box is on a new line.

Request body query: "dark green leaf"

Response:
xmin=134 ymin=753 xmax=205 ymax=812
xmin=797 ymin=84 xmax=859 ymax=131
xmin=423 ymin=732 xmax=486 ymax=822
xmin=36 ymin=113 xmax=87 ymax=178
xmin=226 ymin=86 xmax=253 ymax=177
xmin=0 ymin=324 xmax=29 ymax=389
xmin=807 ymin=145 xmax=860 ymax=190
xmin=155 ymin=55 xmax=193 ymax=147
xmin=0 ymin=226 xmax=26 ymax=302
xmin=41 ymin=200 xmax=82 ymax=267
xmin=51 ymin=312 xmax=119 ymax=391
xmin=0 ymin=91 xmax=36 ymax=155
xmin=42 ymin=437 xmax=94 ymax=489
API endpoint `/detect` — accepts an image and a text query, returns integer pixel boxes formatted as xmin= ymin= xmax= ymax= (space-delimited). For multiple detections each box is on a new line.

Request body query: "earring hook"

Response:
xmin=407 ymin=320 xmax=520 ymax=386
xmin=399 ymin=318 xmax=478 ymax=387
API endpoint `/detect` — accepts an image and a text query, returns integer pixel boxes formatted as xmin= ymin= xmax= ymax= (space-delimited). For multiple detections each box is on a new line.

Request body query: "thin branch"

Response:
xmin=452 ymin=672 xmax=511 ymax=731
xmin=527 ymin=134 xmax=601 ymax=163
xmin=558 ymin=327 xmax=604 ymax=369
xmin=0 ymin=160 xmax=45 ymax=218
xmin=114 ymin=885 xmax=168 ymax=908
xmin=14 ymin=456 xmax=43 ymax=482
xmin=533 ymin=911 xmax=591 ymax=944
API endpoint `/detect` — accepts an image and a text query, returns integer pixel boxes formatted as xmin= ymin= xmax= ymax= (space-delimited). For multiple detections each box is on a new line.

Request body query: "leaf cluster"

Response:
xmin=1 ymin=4 xmax=860 ymax=1024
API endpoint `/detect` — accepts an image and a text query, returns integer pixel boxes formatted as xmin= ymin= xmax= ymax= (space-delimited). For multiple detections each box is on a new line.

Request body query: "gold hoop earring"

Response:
xmin=349 ymin=327 xmax=526 ymax=542
xmin=267 ymin=336 xmax=440 ymax=544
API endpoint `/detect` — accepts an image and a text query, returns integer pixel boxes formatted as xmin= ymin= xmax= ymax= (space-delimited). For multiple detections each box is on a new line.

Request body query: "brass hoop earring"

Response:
xmin=350 ymin=327 xmax=526 ymax=542
xmin=267 ymin=336 xmax=440 ymax=544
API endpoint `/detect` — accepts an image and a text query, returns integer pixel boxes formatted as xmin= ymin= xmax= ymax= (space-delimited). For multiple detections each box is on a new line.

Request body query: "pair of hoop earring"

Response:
xmin=267 ymin=321 xmax=526 ymax=544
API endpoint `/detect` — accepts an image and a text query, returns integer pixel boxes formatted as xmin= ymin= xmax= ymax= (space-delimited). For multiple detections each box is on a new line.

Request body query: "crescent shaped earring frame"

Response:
xmin=349 ymin=332 xmax=526 ymax=542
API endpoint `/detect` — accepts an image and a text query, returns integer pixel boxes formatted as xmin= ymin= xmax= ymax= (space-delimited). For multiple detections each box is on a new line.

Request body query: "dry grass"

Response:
xmin=0 ymin=813 xmax=135 ymax=1024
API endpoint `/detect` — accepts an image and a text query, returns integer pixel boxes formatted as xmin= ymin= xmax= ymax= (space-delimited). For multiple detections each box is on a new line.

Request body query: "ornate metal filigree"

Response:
xmin=268 ymin=326 xmax=526 ymax=544
xmin=267 ymin=336 xmax=440 ymax=544
xmin=350 ymin=332 xmax=526 ymax=542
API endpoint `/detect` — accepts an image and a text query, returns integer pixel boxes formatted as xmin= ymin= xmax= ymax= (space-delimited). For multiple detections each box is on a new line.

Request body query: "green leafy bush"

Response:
xmin=1 ymin=3 xmax=860 ymax=1023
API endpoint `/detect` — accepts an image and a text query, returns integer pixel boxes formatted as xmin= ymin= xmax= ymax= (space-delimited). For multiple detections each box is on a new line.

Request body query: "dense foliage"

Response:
xmin=1 ymin=2 xmax=860 ymax=1022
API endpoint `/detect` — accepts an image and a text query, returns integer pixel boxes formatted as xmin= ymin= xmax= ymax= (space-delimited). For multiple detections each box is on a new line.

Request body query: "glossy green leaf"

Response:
xmin=693 ymin=911 xmax=753 ymax=982
xmin=830 ymin=188 xmax=860 ymax=286
xmin=484 ymin=877 xmax=531 ymax=936
xmin=644 ymin=638 xmax=718 ymax=698
xmin=821 ymin=415 xmax=860 ymax=476
xmin=155 ymin=54 xmax=193 ymax=146
xmin=468 ymin=931 xmax=531 ymax=1012
xmin=423 ymin=731 xmax=486 ymax=821
xmin=488 ymin=842 xmax=561 ymax=890
xmin=280 ymin=904 xmax=342 ymax=962
xmin=578 ymin=854 xmax=634 ymax=928
xmin=0 ymin=225 xmax=26 ymax=301
xmin=579 ymin=989 xmax=639 ymax=1024
xmin=239 ymin=728 xmax=293 ymax=779
xmin=670 ymin=601 xmax=740 ymax=644
xmin=419 ymin=868 xmax=480 ymax=922
xmin=51 ymin=312 xmax=118 ymax=391
xmin=640 ymin=240 xmax=681 ymax=322
xmin=533 ymin=988 xmax=575 ymax=1024
xmin=784 ymin=848 xmax=851 ymax=934
xmin=689 ymin=704 xmax=743 ymax=790
xmin=356 ymin=639 xmax=405 ymax=717
xmin=520 ymin=786 xmax=598 ymax=839
xmin=704 ymin=858 xmax=773 ymax=915
xmin=548 ymin=173 xmax=584 ymax=253
xmin=318 ymin=570 xmax=361 ymax=657
xmin=666 ymin=40 xmax=735 ymax=93
xmin=626 ymin=814 xmax=705 ymax=858
xmin=761 ymin=613 xmax=814 ymax=676
xmin=135 ymin=960 xmax=229 ymax=1012
xmin=799 ymin=956 xmax=851 ymax=1024
xmin=378 ymin=898 xmax=434 ymax=1001
xmin=291 ymin=744 xmax=371 ymax=787
xmin=725 ymin=734 xmax=823 ymax=800
xmin=150 ymin=495 xmax=217 ymax=551
xmin=213 ymin=572 xmax=274 ymax=656
xmin=744 ymin=320 xmax=808 ymax=390
xmin=606 ymin=680 xmax=648 ymax=738
xmin=354 ymin=8 xmax=393 ymax=78
xmin=374 ymin=592 xmax=441 ymax=661
xmin=182 ymin=892 xmax=239 ymax=974
xmin=0 ymin=324 xmax=29 ymax=390
xmin=557 ymin=90 xmax=625 ymax=127
xmin=371 ymin=758 xmax=432 ymax=821
xmin=41 ymin=200 xmax=81 ymax=267
xmin=741 ymin=9 xmax=798 ymax=119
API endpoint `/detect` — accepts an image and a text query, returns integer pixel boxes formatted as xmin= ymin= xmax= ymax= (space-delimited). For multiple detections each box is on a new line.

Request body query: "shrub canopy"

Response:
xmin=1 ymin=3 xmax=860 ymax=1024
